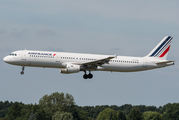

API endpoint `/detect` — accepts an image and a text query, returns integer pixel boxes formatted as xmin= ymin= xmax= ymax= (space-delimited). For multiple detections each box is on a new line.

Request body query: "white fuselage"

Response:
xmin=3 ymin=50 xmax=173 ymax=73
xmin=3 ymin=36 xmax=175 ymax=79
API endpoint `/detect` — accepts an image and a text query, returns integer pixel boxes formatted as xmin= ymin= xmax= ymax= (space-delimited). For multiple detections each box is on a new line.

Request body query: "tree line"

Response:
xmin=0 ymin=92 xmax=179 ymax=120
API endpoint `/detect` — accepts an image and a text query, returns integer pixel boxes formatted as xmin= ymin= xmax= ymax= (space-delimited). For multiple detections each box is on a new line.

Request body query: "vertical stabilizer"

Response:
xmin=146 ymin=36 xmax=173 ymax=60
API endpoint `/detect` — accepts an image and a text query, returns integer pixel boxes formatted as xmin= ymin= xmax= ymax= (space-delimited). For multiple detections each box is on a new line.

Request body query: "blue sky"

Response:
xmin=1 ymin=0 xmax=179 ymax=107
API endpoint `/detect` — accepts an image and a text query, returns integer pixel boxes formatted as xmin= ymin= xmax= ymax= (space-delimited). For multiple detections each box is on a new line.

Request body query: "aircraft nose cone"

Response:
xmin=3 ymin=56 xmax=9 ymax=63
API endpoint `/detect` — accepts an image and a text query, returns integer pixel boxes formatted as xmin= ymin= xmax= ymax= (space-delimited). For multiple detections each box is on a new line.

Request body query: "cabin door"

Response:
xmin=21 ymin=50 xmax=26 ymax=60
xmin=56 ymin=54 xmax=60 ymax=62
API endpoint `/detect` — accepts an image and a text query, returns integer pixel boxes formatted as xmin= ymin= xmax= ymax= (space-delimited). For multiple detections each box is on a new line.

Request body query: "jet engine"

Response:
xmin=60 ymin=64 xmax=80 ymax=74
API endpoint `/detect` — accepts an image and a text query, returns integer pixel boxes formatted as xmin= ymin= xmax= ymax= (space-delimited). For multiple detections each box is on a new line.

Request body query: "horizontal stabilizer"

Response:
xmin=155 ymin=61 xmax=175 ymax=65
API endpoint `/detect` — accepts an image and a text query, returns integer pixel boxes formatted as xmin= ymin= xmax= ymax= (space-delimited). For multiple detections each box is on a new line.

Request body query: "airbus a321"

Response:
xmin=3 ymin=36 xmax=175 ymax=79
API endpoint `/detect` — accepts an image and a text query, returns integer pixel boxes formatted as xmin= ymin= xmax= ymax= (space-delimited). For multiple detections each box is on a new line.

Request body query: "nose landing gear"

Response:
xmin=20 ymin=66 xmax=25 ymax=75
xmin=83 ymin=71 xmax=93 ymax=79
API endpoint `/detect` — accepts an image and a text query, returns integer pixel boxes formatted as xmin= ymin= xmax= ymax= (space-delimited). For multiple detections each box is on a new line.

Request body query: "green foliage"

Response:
xmin=162 ymin=103 xmax=179 ymax=120
xmin=78 ymin=105 xmax=108 ymax=119
xmin=133 ymin=105 xmax=158 ymax=113
xmin=66 ymin=105 xmax=88 ymax=120
xmin=36 ymin=108 xmax=52 ymax=120
xmin=127 ymin=108 xmax=143 ymax=120
xmin=143 ymin=111 xmax=162 ymax=120
xmin=117 ymin=111 xmax=127 ymax=120
xmin=0 ymin=108 xmax=8 ymax=119
xmin=28 ymin=112 xmax=38 ymax=120
xmin=2 ymin=93 xmax=179 ymax=120
xmin=96 ymin=108 xmax=117 ymax=120
xmin=39 ymin=92 xmax=89 ymax=120
xmin=52 ymin=111 xmax=73 ymax=120
xmin=39 ymin=92 xmax=75 ymax=115
xmin=118 ymin=104 xmax=133 ymax=115
xmin=6 ymin=102 xmax=22 ymax=120
xmin=75 ymin=107 xmax=88 ymax=120
xmin=0 ymin=118 xmax=6 ymax=120
xmin=0 ymin=101 xmax=13 ymax=118
xmin=158 ymin=103 xmax=173 ymax=114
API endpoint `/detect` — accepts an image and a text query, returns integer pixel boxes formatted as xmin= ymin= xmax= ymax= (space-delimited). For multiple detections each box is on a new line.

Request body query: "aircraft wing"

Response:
xmin=74 ymin=55 xmax=116 ymax=70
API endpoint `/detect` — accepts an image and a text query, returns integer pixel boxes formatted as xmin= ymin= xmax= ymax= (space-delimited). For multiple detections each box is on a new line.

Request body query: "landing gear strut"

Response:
xmin=83 ymin=71 xmax=93 ymax=79
xmin=20 ymin=66 xmax=25 ymax=75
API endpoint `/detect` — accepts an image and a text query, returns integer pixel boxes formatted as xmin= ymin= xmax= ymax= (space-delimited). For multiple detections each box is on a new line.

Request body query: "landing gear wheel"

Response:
xmin=83 ymin=71 xmax=93 ymax=79
xmin=83 ymin=74 xmax=88 ymax=79
xmin=88 ymin=73 xmax=93 ymax=79
xmin=20 ymin=66 xmax=25 ymax=75
xmin=21 ymin=71 xmax=24 ymax=75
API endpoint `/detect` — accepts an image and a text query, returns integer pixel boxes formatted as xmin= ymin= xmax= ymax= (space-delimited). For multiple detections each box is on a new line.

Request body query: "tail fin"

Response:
xmin=146 ymin=36 xmax=173 ymax=60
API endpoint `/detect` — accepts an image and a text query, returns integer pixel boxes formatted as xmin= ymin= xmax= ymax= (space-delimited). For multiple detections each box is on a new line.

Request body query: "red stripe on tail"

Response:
xmin=159 ymin=45 xmax=171 ymax=57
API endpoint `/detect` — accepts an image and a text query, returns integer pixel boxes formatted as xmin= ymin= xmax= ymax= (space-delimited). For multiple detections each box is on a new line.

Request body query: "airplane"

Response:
xmin=3 ymin=36 xmax=175 ymax=79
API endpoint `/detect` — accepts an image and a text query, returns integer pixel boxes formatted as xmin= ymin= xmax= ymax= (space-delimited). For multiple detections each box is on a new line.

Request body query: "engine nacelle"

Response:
xmin=60 ymin=64 xmax=80 ymax=74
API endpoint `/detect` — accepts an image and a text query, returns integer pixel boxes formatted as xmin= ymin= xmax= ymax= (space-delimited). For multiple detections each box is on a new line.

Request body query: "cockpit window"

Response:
xmin=9 ymin=53 xmax=17 ymax=56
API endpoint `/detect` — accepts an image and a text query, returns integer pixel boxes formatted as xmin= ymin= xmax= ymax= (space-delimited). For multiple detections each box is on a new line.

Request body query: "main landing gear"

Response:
xmin=83 ymin=71 xmax=93 ymax=79
xmin=20 ymin=66 xmax=25 ymax=75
